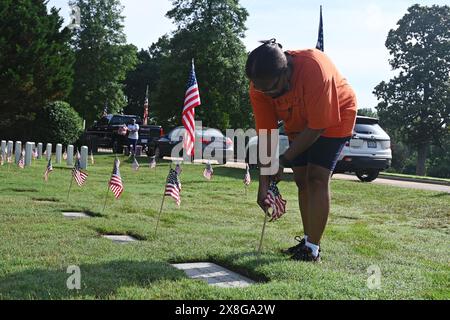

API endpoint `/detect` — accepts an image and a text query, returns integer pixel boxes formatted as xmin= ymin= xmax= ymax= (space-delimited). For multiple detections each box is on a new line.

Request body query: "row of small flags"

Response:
xmin=2 ymin=149 xmax=285 ymax=219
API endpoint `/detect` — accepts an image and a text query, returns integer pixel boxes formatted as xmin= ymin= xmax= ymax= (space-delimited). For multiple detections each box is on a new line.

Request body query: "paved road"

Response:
xmin=224 ymin=162 xmax=450 ymax=193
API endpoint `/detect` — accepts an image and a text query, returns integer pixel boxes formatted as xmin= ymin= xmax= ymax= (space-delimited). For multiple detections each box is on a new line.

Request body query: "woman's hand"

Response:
xmin=257 ymin=174 xmax=271 ymax=213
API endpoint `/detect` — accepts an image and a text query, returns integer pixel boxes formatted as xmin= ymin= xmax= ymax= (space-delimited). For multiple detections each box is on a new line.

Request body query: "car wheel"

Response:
xmin=356 ymin=169 xmax=379 ymax=182
xmin=154 ymin=146 xmax=161 ymax=159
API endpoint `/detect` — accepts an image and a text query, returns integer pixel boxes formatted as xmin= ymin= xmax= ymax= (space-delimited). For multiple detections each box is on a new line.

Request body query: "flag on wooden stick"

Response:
xmin=44 ymin=159 xmax=53 ymax=181
xmin=18 ymin=150 xmax=25 ymax=169
xmin=264 ymin=181 xmax=287 ymax=222
xmin=108 ymin=158 xmax=124 ymax=199
xmin=244 ymin=164 xmax=251 ymax=186
xmin=72 ymin=158 xmax=88 ymax=187
xmin=203 ymin=162 xmax=213 ymax=180
xmin=164 ymin=168 xmax=182 ymax=206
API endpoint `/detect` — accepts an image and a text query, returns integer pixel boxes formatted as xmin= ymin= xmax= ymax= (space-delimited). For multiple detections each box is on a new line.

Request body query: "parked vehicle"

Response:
xmin=246 ymin=116 xmax=392 ymax=182
xmin=246 ymin=121 xmax=289 ymax=169
xmin=156 ymin=127 xmax=234 ymax=164
xmin=334 ymin=116 xmax=392 ymax=182
xmin=80 ymin=114 xmax=163 ymax=154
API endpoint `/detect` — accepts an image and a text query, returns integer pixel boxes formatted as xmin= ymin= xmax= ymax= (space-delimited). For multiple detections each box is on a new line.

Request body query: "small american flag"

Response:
xmin=143 ymin=86 xmax=149 ymax=125
xmin=18 ymin=151 xmax=25 ymax=169
xmin=108 ymin=158 xmax=124 ymax=199
xmin=0 ymin=152 xmax=4 ymax=166
xmin=149 ymin=156 xmax=156 ymax=169
xmin=164 ymin=168 xmax=181 ymax=206
xmin=132 ymin=158 xmax=139 ymax=171
xmin=182 ymin=60 xmax=201 ymax=156
xmin=244 ymin=164 xmax=251 ymax=186
xmin=203 ymin=162 xmax=213 ymax=180
xmin=264 ymin=181 xmax=287 ymax=222
xmin=175 ymin=163 xmax=182 ymax=175
xmin=63 ymin=151 xmax=67 ymax=160
xmin=32 ymin=148 xmax=38 ymax=160
xmin=72 ymin=158 xmax=88 ymax=187
xmin=7 ymin=151 xmax=13 ymax=163
xmin=44 ymin=159 xmax=53 ymax=181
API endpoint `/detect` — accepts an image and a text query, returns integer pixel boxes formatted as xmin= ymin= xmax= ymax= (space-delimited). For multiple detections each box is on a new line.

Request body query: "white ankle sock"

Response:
xmin=305 ymin=240 xmax=320 ymax=258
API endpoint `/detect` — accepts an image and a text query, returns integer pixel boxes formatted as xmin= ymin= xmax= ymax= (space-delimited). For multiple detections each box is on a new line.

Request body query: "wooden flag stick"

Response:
xmin=102 ymin=185 xmax=110 ymax=212
xmin=257 ymin=210 xmax=270 ymax=257
xmin=154 ymin=190 xmax=166 ymax=236
xmin=66 ymin=175 xmax=74 ymax=202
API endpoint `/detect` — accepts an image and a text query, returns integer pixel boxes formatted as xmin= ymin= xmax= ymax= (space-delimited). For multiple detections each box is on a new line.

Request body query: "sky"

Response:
xmin=46 ymin=0 xmax=449 ymax=110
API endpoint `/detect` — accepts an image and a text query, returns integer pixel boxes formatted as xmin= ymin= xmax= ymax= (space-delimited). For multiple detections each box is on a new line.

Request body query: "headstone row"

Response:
xmin=0 ymin=140 xmax=89 ymax=169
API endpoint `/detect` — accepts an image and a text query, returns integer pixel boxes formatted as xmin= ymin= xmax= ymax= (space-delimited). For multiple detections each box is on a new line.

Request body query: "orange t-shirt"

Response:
xmin=250 ymin=49 xmax=357 ymax=140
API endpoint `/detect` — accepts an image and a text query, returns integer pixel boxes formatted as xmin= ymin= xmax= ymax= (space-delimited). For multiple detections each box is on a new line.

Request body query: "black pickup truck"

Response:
xmin=81 ymin=114 xmax=163 ymax=154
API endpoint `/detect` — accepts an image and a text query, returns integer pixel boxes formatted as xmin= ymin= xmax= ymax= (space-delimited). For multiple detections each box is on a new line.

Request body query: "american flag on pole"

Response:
xmin=44 ymin=159 xmax=53 ymax=181
xmin=108 ymin=158 xmax=124 ymax=199
xmin=316 ymin=5 xmax=324 ymax=52
xmin=175 ymin=163 xmax=182 ymax=175
xmin=203 ymin=162 xmax=213 ymax=180
xmin=63 ymin=150 xmax=67 ymax=160
xmin=103 ymin=102 xmax=108 ymax=117
xmin=72 ymin=158 xmax=88 ymax=187
xmin=32 ymin=148 xmax=38 ymax=160
xmin=0 ymin=152 xmax=4 ymax=166
xmin=143 ymin=86 xmax=149 ymax=126
xmin=182 ymin=59 xmax=201 ymax=156
xmin=164 ymin=168 xmax=181 ymax=206
xmin=244 ymin=164 xmax=251 ymax=186
xmin=264 ymin=181 xmax=287 ymax=222
xmin=18 ymin=150 xmax=25 ymax=169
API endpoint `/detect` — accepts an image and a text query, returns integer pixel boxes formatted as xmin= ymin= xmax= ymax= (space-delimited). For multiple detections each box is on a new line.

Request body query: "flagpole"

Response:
xmin=257 ymin=210 xmax=270 ymax=257
xmin=154 ymin=190 xmax=166 ymax=236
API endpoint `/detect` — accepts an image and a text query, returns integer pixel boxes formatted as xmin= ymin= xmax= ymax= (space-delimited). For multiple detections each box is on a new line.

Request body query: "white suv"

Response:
xmin=334 ymin=116 xmax=392 ymax=182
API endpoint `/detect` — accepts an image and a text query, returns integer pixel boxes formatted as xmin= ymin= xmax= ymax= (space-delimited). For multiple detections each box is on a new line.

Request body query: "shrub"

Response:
xmin=35 ymin=101 xmax=83 ymax=146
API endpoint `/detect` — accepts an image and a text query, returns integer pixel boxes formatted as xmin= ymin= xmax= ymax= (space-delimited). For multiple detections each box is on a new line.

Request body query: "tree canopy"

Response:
xmin=0 ymin=0 xmax=74 ymax=140
xmin=374 ymin=4 xmax=450 ymax=175
xmin=69 ymin=0 xmax=137 ymax=126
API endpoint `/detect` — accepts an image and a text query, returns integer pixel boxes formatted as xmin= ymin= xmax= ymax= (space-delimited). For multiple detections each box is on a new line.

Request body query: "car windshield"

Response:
xmin=354 ymin=124 xmax=386 ymax=135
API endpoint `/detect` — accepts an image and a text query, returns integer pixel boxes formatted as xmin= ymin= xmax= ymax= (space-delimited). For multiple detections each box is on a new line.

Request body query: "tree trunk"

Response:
xmin=416 ymin=144 xmax=428 ymax=176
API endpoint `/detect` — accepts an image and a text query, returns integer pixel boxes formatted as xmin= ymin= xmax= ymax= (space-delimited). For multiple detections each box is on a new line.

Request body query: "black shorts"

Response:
xmin=290 ymin=136 xmax=350 ymax=171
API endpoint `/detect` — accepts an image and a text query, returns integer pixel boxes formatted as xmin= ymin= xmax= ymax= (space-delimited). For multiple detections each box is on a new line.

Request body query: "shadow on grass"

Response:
xmin=430 ymin=192 xmax=450 ymax=198
xmin=0 ymin=260 xmax=184 ymax=299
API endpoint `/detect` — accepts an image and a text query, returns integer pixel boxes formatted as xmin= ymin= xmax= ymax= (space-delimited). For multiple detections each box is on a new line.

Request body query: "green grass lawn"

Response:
xmin=0 ymin=154 xmax=448 ymax=300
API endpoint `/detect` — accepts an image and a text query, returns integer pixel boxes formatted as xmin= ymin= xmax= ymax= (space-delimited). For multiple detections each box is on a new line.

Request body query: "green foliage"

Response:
xmin=35 ymin=101 xmax=83 ymax=146
xmin=0 ymin=0 xmax=74 ymax=140
xmin=374 ymin=5 xmax=450 ymax=175
xmin=357 ymin=108 xmax=378 ymax=118
xmin=70 ymin=0 xmax=138 ymax=126
xmin=124 ymin=0 xmax=252 ymax=131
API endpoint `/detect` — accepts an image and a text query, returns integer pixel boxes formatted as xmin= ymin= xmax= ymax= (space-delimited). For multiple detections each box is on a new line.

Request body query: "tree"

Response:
xmin=357 ymin=108 xmax=378 ymax=118
xmin=0 ymin=0 xmax=74 ymax=140
xmin=374 ymin=5 xmax=450 ymax=176
xmin=70 ymin=0 xmax=137 ymax=126
xmin=144 ymin=0 xmax=252 ymax=130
